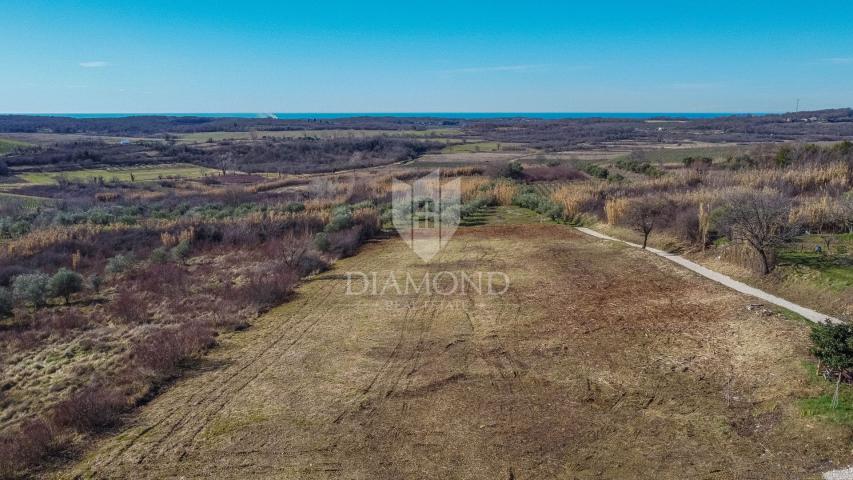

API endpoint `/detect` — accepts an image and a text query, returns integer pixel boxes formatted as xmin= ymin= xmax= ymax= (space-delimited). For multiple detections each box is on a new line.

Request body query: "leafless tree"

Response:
xmin=721 ymin=192 xmax=797 ymax=274
xmin=624 ymin=198 xmax=667 ymax=249
xmin=842 ymin=196 xmax=853 ymax=234
xmin=219 ymin=152 xmax=234 ymax=176
xmin=280 ymin=232 xmax=312 ymax=268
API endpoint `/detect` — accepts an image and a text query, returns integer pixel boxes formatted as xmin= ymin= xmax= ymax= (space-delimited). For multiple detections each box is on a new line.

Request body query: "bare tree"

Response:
xmin=280 ymin=232 xmax=312 ymax=268
xmin=721 ymin=192 xmax=797 ymax=274
xmin=219 ymin=152 xmax=234 ymax=176
xmin=623 ymin=198 xmax=667 ymax=249
xmin=842 ymin=196 xmax=853 ymax=234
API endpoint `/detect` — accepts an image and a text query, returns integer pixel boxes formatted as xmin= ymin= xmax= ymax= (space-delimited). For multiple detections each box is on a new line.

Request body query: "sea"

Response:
xmin=10 ymin=112 xmax=757 ymax=120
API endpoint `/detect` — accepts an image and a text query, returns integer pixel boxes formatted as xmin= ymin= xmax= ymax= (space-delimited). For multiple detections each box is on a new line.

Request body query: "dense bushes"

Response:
xmin=325 ymin=205 xmax=355 ymax=233
xmin=583 ymin=163 xmax=610 ymax=179
xmin=0 ymin=418 xmax=54 ymax=479
xmin=106 ymin=254 xmax=134 ymax=274
xmin=238 ymin=265 xmax=300 ymax=309
xmin=0 ymin=218 xmax=30 ymax=239
xmin=460 ymin=197 xmax=492 ymax=218
xmin=512 ymin=188 xmax=564 ymax=220
xmin=12 ymin=273 xmax=48 ymax=308
xmin=614 ymin=158 xmax=663 ymax=177
xmin=52 ymin=385 xmax=128 ymax=432
xmin=130 ymin=323 xmax=215 ymax=375
xmin=0 ymin=287 xmax=12 ymax=317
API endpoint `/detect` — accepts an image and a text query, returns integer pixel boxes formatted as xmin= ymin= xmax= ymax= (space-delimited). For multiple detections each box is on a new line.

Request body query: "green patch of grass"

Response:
xmin=801 ymin=395 xmax=853 ymax=425
xmin=0 ymin=192 xmax=54 ymax=209
xmin=0 ymin=138 xmax=31 ymax=154
xmin=7 ymin=164 xmax=219 ymax=187
xmin=777 ymin=251 xmax=853 ymax=290
xmin=772 ymin=306 xmax=813 ymax=326
xmin=614 ymin=145 xmax=744 ymax=165
xmin=799 ymin=362 xmax=853 ymax=426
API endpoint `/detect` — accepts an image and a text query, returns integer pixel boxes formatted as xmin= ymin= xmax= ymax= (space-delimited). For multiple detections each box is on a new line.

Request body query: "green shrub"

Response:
xmin=614 ymin=158 xmax=663 ymax=177
xmin=117 ymin=215 xmax=137 ymax=225
xmin=724 ymin=154 xmax=755 ymax=170
xmin=582 ymin=164 xmax=609 ymax=179
xmin=48 ymin=268 xmax=84 ymax=304
xmin=13 ymin=273 xmax=49 ymax=308
xmin=171 ymin=240 xmax=191 ymax=260
xmin=0 ymin=218 xmax=30 ymax=239
xmin=150 ymin=247 xmax=170 ymax=263
xmin=810 ymin=321 xmax=853 ymax=409
xmin=682 ymin=156 xmax=713 ymax=168
xmin=89 ymin=274 xmax=102 ymax=293
xmin=284 ymin=202 xmax=305 ymax=213
xmin=0 ymin=287 xmax=12 ymax=317
xmin=86 ymin=208 xmax=115 ymax=225
xmin=325 ymin=206 xmax=353 ymax=233
xmin=511 ymin=189 xmax=563 ymax=220
xmin=460 ymin=197 xmax=491 ymax=218
xmin=314 ymin=232 xmax=330 ymax=252
xmin=811 ymin=323 xmax=853 ymax=374
xmin=775 ymin=146 xmax=793 ymax=167
xmin=499 ymin=161 xmax=524 ymax=179
xmin=106 ymin=254 xmax=134 ymax=274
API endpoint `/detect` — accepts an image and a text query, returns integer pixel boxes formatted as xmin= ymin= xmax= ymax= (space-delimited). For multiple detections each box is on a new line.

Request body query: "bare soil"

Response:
xmin=60 ymin=224 xmax=852 ymax=479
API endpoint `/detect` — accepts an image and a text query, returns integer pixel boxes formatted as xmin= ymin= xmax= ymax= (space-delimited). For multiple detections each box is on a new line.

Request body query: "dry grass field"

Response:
xmin=61 ymin=220 xmax=852 ymax=480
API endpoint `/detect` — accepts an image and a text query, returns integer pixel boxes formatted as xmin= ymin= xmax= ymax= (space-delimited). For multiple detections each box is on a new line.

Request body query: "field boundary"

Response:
xmin=575 ymin=227 xmax=842 ymax=325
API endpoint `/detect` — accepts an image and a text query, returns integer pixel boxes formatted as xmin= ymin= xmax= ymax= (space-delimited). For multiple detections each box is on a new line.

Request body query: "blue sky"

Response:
xmin=2 ymin=0 xmax=852 ymax=113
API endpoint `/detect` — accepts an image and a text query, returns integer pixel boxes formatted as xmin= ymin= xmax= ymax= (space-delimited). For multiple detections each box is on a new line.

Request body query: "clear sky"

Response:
xmin=2 ymin=0 xmax=852 ymax=113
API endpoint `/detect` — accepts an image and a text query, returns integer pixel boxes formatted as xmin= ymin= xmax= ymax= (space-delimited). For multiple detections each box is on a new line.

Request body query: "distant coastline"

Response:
xmin=3 ymin=112 xmax=761 ymax=120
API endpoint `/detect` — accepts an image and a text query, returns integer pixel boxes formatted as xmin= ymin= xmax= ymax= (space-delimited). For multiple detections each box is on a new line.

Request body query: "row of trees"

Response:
xmin=0 ymin=268 xmax=84 ymax=317
xmin=624 ymin=192 xmax=797 ymax=274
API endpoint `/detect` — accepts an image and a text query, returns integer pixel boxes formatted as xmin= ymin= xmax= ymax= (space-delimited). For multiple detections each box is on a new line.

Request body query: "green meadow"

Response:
xmin=0 ymin=138 xmax=32 ymax=154
xmin=3 ymin=164 xmax=220 ymax=189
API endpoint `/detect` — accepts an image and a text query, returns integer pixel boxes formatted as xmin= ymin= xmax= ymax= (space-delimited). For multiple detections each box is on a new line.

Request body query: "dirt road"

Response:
xmin=62 ymin=224 xmax=852 ymax=479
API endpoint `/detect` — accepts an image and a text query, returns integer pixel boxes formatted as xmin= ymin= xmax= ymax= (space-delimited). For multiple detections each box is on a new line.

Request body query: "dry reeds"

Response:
xmin=605 ymin=197 xmax=628 ymax=225
xmin=551 ymin=183 xmax=602 ymax=219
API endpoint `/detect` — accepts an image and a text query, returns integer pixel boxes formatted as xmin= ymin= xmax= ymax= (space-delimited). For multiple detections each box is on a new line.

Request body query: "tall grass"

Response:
xmin=551 ymin=183 xmax=602 ymax=219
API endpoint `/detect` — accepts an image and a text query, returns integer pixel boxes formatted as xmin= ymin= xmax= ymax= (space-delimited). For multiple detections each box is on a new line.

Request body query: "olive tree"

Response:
xmin=13 ymin=273 xmax=49 ymax=308
xmin=48 ymin=268 xmax=84 ymax=304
